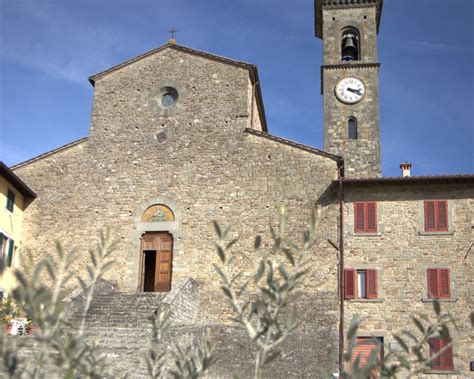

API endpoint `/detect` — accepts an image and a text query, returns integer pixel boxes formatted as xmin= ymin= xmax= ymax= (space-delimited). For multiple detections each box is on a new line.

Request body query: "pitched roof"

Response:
xmin=89 ymin=42 xmax=267 ymax=132
xmin=10 ymin=137 xmax=88 ymax=170
xmin=245 ymin=128 xmax=343 ymax=165
xmin=0 ymin=161 xmax=36 ymax=199
xmin=314 ymin=0 xmax=384 ymax=39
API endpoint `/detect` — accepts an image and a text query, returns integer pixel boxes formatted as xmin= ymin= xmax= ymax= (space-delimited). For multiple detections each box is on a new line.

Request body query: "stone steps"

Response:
xmin=14 ymin=278 xmax=199 ymax=376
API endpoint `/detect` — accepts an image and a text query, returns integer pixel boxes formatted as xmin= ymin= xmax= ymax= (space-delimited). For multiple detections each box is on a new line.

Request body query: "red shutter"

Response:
xmin=441 ymin=339 xmax=454 ymax=370
xmin=430 ymin=338 xmax=442 ymax=369
xmin=437 ymin=201 xmax=448 ymax=230
xmin=355 ymin=203 xmax=365 ymax=232
xmin=352 ymin=338 xmax=378 ymax=366
xmin=366 ymin=269 xmax=378 ymax=299
xmin=344 ymin=269 xmax=356 ymax=299
xmin=425 ymin=201 xmax=435 ymax=231
xmin=352 ymin=338 xmax=382 ymax=378
xmin=430 ymin=338 xmax=453 ymax=370
xmin=427 ymin=269 xmax=439 ymax=298
xmin=439 ymin=269 xmax=451 ymax=298
xmin=366 ymin=203 xmax=377 ymax=232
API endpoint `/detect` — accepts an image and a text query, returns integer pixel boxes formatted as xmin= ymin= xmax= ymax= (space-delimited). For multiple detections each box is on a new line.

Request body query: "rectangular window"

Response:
xmin=351 ymin=337 xmax=383 ymax=377
xmin=354 ymin=202 xmax=377 ymax=233
xmin=427 ymin=268 xmax=451 ymax=299
xmin=424 ymin=200 xmax=448 ymax=232
xmin=429 ymin=337 xmax=453 ymax=371
xmin=6 ymin=190 xmax=15 ymax=212
xmin=345 ymin=268 xmax=378 ymax=299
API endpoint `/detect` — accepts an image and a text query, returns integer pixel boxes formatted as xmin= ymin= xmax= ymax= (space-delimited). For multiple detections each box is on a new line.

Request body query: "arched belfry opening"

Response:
xmin=341 ymin=28 xmax=360 ymax=61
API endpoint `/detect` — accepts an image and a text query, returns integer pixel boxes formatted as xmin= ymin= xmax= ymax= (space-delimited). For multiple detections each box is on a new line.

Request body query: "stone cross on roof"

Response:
xmin=169 ymin=28 xmax=177 ymax=40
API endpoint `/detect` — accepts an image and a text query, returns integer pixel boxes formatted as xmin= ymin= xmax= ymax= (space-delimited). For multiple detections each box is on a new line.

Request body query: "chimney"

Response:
xmin=400 ymin=162 xmax=412 ymax=177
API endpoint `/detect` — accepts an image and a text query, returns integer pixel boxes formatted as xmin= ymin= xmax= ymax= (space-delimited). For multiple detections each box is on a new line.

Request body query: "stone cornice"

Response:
xmin=322 ymin=62 xmax=380 ymax=71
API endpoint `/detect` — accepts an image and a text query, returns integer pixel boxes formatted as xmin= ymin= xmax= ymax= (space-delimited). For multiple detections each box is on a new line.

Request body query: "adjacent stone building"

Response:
xmin=8 ymin=0 xmax=474 ymax=377
xmin=341 ymin=175 xmax=474 ymax=377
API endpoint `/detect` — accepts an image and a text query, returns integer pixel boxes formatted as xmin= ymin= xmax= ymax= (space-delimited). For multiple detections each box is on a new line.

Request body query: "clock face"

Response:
xmin=335 ymin=77 xmax=366 ymax=104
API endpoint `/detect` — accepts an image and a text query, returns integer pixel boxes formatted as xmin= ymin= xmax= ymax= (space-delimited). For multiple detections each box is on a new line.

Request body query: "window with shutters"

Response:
xmin=6 ymin=189 xmax=15 ymax=213
xmin=351 ymin=337 xmax=383 ymax=378
xmin=0 ymin=233 xmax=14 ymax=268
xmin=427 ymin=268 xmax=451 ymax=299
xmin=424 ymin=200 xmax=448 ymax=232
xmin=429 ymin=337 xmax=454 ymax=371
xmin=344 ymin=268 xmax=378 ymax=300
xmin=354 ymin=202 xmax=377 ymax=233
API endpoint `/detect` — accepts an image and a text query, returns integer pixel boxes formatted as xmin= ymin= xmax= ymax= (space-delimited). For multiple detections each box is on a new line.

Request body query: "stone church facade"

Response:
xmin=9 ymin=0 xmax=473 ymax=377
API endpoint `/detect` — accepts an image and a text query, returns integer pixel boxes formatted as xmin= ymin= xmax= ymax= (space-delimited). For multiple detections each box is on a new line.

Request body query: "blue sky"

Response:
xmin=0 ymin=0 xmax=473 ymax=176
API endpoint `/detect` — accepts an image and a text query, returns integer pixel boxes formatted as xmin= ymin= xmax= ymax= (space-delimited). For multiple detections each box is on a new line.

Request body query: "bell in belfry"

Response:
xmin=342 ymin=34 xmax=358 ymax=61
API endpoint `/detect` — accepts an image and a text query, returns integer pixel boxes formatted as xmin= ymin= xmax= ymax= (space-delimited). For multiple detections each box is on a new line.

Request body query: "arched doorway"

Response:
xmin=140 ymin=232 xmax=173 ymax=292
xmin=131 ymin=198 xmax=182 ymax=293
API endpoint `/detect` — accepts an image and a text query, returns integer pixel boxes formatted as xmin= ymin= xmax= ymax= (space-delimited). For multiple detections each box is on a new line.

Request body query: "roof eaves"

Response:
xmin=335 ymin=174 xmax=474 ymax=187
xmin=0 ymin=162 xmax=37 ymax=199
xmin=11 ymin=137 xmax=88 ymax=170
xmin=245 ymin=128 xmax=343 ymax=164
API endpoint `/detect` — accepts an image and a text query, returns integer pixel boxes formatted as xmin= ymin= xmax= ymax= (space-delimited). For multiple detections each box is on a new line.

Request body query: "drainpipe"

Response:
xmin=338 ymin=167 xmax=345 ymax=374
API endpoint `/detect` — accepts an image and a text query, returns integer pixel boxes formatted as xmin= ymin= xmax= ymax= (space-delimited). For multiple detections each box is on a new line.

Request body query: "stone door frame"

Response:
xmin=126 ymin=196 xmax=184 ymax=292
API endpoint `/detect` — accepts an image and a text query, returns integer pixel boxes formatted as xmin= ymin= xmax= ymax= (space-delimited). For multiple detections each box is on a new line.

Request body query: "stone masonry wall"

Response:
xmin=343 ymin=184 xmax=474 ymax=377
xmin=13 ymin=46 xmax=341 ymax=374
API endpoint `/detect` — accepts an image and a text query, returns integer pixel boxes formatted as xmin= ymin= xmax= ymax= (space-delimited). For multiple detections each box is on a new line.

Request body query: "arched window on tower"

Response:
xmin=341 ymin=28 xmax=360 ymax=61
xmin=348 ymin=117 xmax=358 ymax=139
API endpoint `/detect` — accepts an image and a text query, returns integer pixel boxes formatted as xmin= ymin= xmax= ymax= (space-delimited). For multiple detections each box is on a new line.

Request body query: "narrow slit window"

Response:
xmin=348 ymin=117 xmax=358 ymax=139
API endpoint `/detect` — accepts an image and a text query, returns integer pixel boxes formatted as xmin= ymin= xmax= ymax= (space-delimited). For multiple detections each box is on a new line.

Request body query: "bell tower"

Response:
xmin=315 ymin=0 xmax=383 ymax=178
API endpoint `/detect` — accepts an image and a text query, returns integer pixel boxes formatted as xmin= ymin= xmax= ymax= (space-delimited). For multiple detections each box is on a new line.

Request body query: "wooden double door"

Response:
xmin=140 ymin=232 xmax=173 ymax=292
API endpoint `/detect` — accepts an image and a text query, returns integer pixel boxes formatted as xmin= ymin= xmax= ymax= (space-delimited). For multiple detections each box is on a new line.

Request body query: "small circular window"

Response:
xmin=160 ymin=87 xmax=178 ymax=108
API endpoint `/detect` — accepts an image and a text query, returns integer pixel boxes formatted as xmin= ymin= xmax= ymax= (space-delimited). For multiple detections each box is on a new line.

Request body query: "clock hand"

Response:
xmin=347 ymin=87 xmax=362 ymax=96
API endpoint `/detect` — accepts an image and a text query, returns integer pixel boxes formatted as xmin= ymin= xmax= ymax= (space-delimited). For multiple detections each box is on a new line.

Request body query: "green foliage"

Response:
xmin=170 ymin=340 xmax=214 ymax=379
xmin=0 ymin=229 xmax=117 ymax=378
xmin=145 ymin=310 xmax=171 ymax=378
xmin=0 ymin=229 xmax=213 ymax=379
xmin=145 ymin=309 xmax=214 ymax=379
xmin=214 ymin=206 xmax=320 ymax=379
xmin=341 ymin=300 xmax=458 ymax=379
